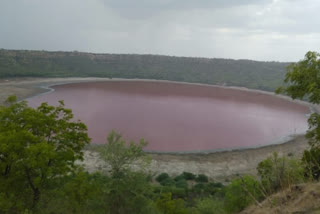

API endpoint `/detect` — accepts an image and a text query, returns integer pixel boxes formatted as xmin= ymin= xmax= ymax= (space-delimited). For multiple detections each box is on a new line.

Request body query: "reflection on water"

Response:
xmin=27 ymin=81 xmax=309 ymax=152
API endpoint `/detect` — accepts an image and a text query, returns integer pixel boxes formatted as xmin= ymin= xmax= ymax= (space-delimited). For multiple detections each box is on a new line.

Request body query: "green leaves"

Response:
xmin=302 ymin=147 xmax=320 ymax=180
xmin=100 ymin=130 xmax=150 ymax=176
xmin=98 ymin=131 xmax=154 ymax=214
xmin=224 ymin=175 xmax=263 ymax=213
xmin=0 ymin=95 xmax=90 ymax=212
xmin=4 ymin=95 xmax=17 ymax=104
xmin=306 ymin=113 xmax=320 ymax=148
xmin=277 ymin=51 xmax=320 ymax=182
xmin=257 ymin=152 xmax=304 ymax=194
xmin=277 ymin=51 xmax=320 ymax=103
xmin=156 ymin=193 xmax=190 ymax=214
xmin=303 ymin=113 xmax=320 ymax=180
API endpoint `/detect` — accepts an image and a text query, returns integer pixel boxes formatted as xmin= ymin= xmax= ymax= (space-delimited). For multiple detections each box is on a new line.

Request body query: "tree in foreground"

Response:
xmin=276 ymin=51 xmax=320 ymax=103
xmin=99 ymin=131 xmax=156 ymax=214
xmin=0 ymin=96 xmax=90 ymax=212
xmin=276 ymin=51 xmax=320 ymax=179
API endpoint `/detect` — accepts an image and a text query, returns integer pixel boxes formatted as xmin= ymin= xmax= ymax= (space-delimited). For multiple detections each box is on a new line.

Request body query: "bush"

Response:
xmin=160 ymin=178 xmax=175 ymax=187
xmin=257 ymin=152 xmax=304 ymax=194
xmin=224 ymin=175 xmax=263 ymax=213
xmin=182 ymin=172 xmax=196 ymax=180
xmin=192 ymin=183 xmax=206 ymax=194
xmin=302 ymin=147 xmax=320 ymax=180
xmin=204 ymin=182 xmax=225 ymax=196
xmin=195 ymin=174 xmax=209 ymax=183
xmin=156 ymin=173 xmax=170 ymax=183
xmin=174 ymin=175 xmax=185 ymax=182
xmin=175 ymin=179 xmax=188 ymax=189
xmin=155 ymin=193 xmax=190 ymax=214
xmin=208 ymin=182 xmax=224 ymax=189
xmin=168 ymin=187 xmax=187 ymax=199
xmin=191 ymin=182 xmax=225 ymax=198
xmin=195 ymin=197 xmax=226 ymax=214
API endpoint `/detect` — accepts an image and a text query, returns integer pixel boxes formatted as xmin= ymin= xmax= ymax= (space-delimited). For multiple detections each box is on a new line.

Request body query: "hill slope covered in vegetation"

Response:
xmin=0 ymin=49 xmax=289 ymax=91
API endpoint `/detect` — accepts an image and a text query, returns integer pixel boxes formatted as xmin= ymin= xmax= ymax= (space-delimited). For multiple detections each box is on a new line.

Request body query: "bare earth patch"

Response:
xmin=82 ymin=135 xmax=309 ymax=183
xmin=0 ymin=77 xmax=314 ymax=182
xmin=241 ymin=183 xmax=320 ymax=214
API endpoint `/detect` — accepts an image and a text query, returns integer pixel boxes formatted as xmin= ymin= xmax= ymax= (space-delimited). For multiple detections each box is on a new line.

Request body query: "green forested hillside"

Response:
xmin=0 ymin=49 xmax=289 ymax=91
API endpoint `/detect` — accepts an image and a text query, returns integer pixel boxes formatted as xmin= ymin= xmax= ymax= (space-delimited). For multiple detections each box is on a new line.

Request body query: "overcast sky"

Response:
xmin=1 ymin=0 xmax=320 ymax=61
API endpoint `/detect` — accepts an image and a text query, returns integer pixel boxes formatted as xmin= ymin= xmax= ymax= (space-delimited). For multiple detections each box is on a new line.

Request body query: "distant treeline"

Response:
xmin=0 ymin=49 xmax=290 ymax=91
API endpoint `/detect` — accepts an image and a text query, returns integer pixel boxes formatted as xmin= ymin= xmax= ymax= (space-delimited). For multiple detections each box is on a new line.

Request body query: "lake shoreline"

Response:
xmin=25 ymin=77 xmax=311 ymax=153
xmin=0 ymin=77 xmax=313 ymax=181
xmin=1 ymin=77 xmax=313 ymax=150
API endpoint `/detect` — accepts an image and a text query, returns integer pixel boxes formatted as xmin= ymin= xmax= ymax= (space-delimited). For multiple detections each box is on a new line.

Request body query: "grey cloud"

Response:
xmin=0 ymin=0 xmax=320 ymax=61
xmin=102 ymin=0 xmax=272 ymax=19
xmin=247 ymin=0 xmax=320 ymax=34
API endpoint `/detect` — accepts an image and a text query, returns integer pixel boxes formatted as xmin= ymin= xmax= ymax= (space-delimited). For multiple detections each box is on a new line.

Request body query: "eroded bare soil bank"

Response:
xmin=0 ymin=77 xmax=313 ymax=182
xmin=83 ymin=135 xmax=309 ymax=183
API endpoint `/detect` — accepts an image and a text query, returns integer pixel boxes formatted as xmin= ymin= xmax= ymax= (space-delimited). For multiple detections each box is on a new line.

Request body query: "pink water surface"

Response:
xmin=27 ymin=81 xmax=309 ymax=152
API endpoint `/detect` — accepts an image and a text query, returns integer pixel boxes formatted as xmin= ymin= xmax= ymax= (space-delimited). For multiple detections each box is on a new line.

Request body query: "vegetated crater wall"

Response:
xmin=27 ymin=80 xmax=309 ymax=153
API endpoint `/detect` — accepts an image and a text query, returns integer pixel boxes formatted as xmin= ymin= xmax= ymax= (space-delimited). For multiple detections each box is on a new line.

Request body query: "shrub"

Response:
xmin=192 ymin=183 xmax=206 ymax=194
xmin=160 ymin=178 xmax=175 ymax=187
xmin=302 ymin=147 xmax=320 ymax=180
xmin=168 ymin=187 xmax=187 ymax=198
xmin=175 ymin=179 xmax=188 ymax=189
xmin=257 ymin=152 xmax=304 ymax=194
xmin=156 ymin=173 xmax=170 ymax=183
xmin=195 ymin=197 xmax=226 ymax=214
xmin=224 ymin=175 xmax=263 ymax=213
xmin=182 ymin=172 xmax=196 ymax=180
xmin=195 ymin=174 xmax=209 ymax=183
xmin=174 ymin=175 xmax=185 ymax=182
xmin=191 ymin=182 xmax=225 ymax=198
xmin=155 ymin=193 xmax=190 ymax=214
xmin=204 ymin=182 xmax=225 ymax=196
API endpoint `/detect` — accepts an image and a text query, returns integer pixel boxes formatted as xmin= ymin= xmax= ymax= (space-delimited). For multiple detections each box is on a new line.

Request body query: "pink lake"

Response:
xmin=27 ymin=81 xmax=309 ymax=152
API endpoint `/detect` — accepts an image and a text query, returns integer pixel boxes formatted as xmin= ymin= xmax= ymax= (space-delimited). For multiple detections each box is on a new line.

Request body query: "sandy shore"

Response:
xmin=0 ymin=77 xmax=314 ymax=182
xmin=0 ymin=77 xmax=114 ymax=104
xmin=83 ymin=135 xmax=309 ymax=183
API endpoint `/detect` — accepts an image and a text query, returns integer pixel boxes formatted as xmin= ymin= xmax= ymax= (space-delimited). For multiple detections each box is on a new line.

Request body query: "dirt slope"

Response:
xmin=241 ymin=183 xmax=320 ymax=214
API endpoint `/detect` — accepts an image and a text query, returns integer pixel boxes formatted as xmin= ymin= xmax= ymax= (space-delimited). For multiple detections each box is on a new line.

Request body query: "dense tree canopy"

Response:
xmin=276 ymin=51 xmax=320 ymax=103
xmin=0 ymin=49 xmax=288 ymax=91
xmin=0 ymin=96 xmax=90 ymax=212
